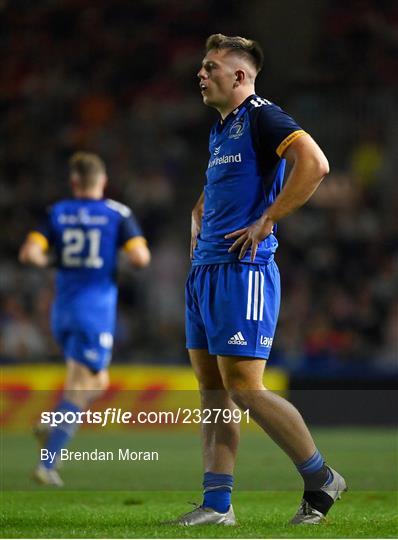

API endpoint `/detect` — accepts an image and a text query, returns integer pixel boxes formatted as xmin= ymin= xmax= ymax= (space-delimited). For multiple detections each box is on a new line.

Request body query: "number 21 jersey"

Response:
xmin=30 ymin=198 xmax=144 ymax=333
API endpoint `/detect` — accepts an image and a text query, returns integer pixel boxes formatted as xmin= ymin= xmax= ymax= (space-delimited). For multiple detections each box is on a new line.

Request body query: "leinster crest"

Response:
xmin=229 ymin=118 xmax=245 ymax=139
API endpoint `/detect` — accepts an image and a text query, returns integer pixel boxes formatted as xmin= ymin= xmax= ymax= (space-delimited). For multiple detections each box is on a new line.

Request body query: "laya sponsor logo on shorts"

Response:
xmin=260 ymin=335 xmax=273 ymax=347
xmin=228 ymin=331 xmax=247 ymax=346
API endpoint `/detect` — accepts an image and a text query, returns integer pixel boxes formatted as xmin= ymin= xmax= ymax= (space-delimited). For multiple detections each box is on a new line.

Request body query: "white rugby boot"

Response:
xmin=290 ymin=467 xmax=347 ymax=524
xmin=33 ymin=424 xmax=63 ymax=470
xmin=166 ymin=503 xmax=236 ymax=526
xmin=33 ymin=464 xmax=64 ymax=487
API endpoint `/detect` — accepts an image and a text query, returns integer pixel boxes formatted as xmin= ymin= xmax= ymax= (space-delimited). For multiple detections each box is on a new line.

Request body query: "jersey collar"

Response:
xmin=217 ymin=94 xmax=256 ymax=131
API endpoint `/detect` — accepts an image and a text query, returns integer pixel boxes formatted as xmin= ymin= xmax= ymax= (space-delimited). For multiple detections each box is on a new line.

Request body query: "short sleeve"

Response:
xmin=251 ymin=103 xmax=306 ymax=159
xmin=118 ymin=212 xmax=146 ymax=251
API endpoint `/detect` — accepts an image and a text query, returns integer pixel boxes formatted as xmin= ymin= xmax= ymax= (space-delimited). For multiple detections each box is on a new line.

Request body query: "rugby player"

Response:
xmin=19 ymin=152 xmax=150 ymax=486
xmin=174 ymin=34 xmax=346 ymax=525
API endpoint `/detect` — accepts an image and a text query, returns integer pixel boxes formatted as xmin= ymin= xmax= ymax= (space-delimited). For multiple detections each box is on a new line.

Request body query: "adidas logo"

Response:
xmin=228 ymin=331 xmax=247 ymax=346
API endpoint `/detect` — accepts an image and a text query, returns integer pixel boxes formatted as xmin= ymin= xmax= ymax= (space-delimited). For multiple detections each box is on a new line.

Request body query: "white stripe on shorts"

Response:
xmin=246 ymin=269 xmax=264 ymax=321
xmin=253 ymin=271 xmax=259 ymax=320
xmin=246 ymin=270 xmax=253 ymax=320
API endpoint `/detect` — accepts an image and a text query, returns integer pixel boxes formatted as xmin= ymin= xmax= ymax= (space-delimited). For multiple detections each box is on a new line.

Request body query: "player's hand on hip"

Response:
xmin=225 ymin=215 xmax=274 ymax=262
xmin=190 ymin=211 xmax=202 ymax=260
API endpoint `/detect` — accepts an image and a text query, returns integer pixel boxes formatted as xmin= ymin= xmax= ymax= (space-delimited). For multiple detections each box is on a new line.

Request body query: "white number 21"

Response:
xmin=62 ymin=228 xmax=103 ymax=268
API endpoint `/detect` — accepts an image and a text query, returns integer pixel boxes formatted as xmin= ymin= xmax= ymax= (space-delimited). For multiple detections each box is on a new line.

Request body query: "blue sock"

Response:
xmin=41 ymin=399 xmax=81 ymax=470
xmin=296 ymin=450 xmax=332 ymax=489
xmin=202 ymin=472 xmax=234 ymax=513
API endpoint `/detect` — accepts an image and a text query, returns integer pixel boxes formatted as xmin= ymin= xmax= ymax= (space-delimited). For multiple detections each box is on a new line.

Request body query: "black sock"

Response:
xmin=303 ymin=463 xmax=331 ymax=491
xmin=296 ymin=452 xmax=334 ymax=515
xmin=302 ymin=464 xmax=335 ymax=515
xmin=303 ymin=488 xmax=334 ymax=516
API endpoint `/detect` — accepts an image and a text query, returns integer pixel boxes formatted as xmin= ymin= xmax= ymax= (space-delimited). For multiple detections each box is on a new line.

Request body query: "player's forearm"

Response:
xmin=265 ymin=155 xmax=329 ymax=224
xmin=19 ymin=242 xmax=49 ymax=267
xmin=192 ymin=191 xmax=204 ymax=220
xmin=190 ymin=191 xmax=204 ymax=259
xmin=126 ymin=245 xmax=151 ymax=268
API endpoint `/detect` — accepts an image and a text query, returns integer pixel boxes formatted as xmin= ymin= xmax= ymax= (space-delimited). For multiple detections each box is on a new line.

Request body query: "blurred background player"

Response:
xmin=19 ymin=151 xmax=151 ymax=486
xmin=178 ymin=34 xmax=346 ymax=526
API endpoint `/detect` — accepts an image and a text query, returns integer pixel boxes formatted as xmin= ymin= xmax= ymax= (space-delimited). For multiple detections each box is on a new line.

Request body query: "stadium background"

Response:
xmin=1 ymin=1 xmax=397 ymax=415
xmin=1 ymin=2 xmax=397 ymax=538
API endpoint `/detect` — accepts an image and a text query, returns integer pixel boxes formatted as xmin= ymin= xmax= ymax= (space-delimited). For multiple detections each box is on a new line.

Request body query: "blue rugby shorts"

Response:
xmin=185 ymin=261 xmax=281 ymax=359
xmin=51 ymin=307 xmax=113 ymax=373
xmin=52 ymin=327 xmax=113 ymax=373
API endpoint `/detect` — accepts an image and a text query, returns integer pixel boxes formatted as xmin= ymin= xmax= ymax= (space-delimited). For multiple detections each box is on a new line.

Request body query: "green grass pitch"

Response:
xmin=1 ymin=428 xmax=397 ymax=538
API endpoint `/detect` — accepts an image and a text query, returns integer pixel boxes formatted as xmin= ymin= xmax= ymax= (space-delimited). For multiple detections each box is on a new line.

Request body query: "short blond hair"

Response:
xmin=206 ymin=34 xmax=264 ymax=74
xmin=69 ymin=152 xmax=106 ymax=188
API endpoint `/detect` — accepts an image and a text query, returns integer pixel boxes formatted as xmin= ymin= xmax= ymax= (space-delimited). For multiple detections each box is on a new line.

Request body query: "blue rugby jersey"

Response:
xmin=193 ymin=94 xmax=306 ymax=266
xmin=29 ymin=198 xmax=144 ymax=332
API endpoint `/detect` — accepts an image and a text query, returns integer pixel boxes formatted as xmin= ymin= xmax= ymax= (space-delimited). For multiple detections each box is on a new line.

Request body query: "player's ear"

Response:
xmin=70 ymin=174 xmax=79 ymax=190
xmin=234 ymin=70 xmax=245 ymax=87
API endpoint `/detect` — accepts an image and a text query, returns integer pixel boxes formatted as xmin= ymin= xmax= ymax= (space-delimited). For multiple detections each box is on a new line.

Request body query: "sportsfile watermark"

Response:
xmin=1 ymin=389 xmax=396 ymax=492
xmin=41 ymin=407 xmax=250 ymax=427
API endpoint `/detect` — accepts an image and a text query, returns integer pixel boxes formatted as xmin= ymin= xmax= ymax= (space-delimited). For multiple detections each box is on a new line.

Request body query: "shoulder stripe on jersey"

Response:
xmin=105 ymin=199 xmax=131 ymax=218
xmin=250 ymin=96 xmax=272 ymax=108
xmin=276 ymin=130 xmax=306 ymax=157
xmin=27 ymin=231 xmax=49 ymax=251
xmin=123 ymin=236 xmax=147 ymax=252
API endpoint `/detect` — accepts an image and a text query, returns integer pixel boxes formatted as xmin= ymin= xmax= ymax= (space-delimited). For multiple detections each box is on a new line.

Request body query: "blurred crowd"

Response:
xmin=1 ymin=0 xmax=397 ymax=372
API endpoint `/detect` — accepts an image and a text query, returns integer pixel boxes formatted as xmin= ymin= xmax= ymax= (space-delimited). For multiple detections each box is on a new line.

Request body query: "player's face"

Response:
xmin=197 ymin=49 xmax=237 ymax=111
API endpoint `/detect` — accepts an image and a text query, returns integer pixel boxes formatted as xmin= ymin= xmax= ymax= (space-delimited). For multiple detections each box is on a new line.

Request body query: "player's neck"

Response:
xmin=73 ymin=190 xmax=103 ymax=200
xmin=218 ymin=88 xmax=255 ymax=120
